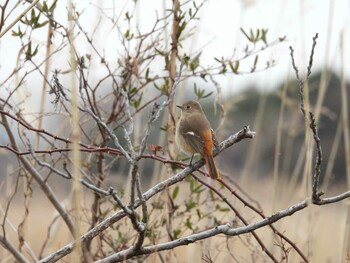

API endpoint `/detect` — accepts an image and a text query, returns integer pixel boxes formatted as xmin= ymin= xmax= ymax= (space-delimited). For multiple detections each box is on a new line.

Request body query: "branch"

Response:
xmin=218 ymin=178 xmax=309 ymax=262
xmin=38 ymin=126 xmax=255 ymax=263
xmin=0 ymin=0 xmax=40 ymax=38
xmin=95 ymin=199 xmax=309 ymax=262
xmin=193 ymin=175 xmax=279 ymax=263
xmin=0 ymin=235 xmax=29 ymax=263
xmin=289 ymin=33 xmax=324 ymax=202
xmin=0 ymin=105 xmax=75 ymax=236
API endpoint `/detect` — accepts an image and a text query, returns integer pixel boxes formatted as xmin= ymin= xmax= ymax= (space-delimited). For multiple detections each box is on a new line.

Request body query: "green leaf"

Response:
xmin=189 ymin=177 xmax=195 ymax=192
xmin=173 ymin=229 xmax=181 ymax=239
xmin=196 ymin=208 xmax=201 ymax=219
xmin=49 ymin=0 xmax=57 ymax=13
xmin=255 ymin=28 xmax=260 ymax=41
xmin=261 ymin=29 xmax=268 ymax=44
xmin=189 ymin=52 xmax=201 ymax=71
xmin=214 ymin=57 xmax=222 ymax=63
xmin=201 ymin=91 xmax=213 ymax=99
xmin=152 ymin=200 xmax=164 ymax=209
xmin=240 ymin=28 xmax=251 ymax=41
xmin=279 ymin=36 xmax=287 ymax=42
xmin=216 ymin=204 xmax=230 ymax=212
xmin=254 ymin=55 xmax=258 ymax=67
xmin=172 ymin=186 xmax=179 ymax=199
xmin=185 ymin=217 xmax=193 ymax=230
xmin=11 ymin=26 xmax=23 ymax=38
xmin=229 ymin=60 xmax=240 ymax=74
xmin=192 ymin=184 xmax=205 ymax=194
xmin=32 ymin=44 xmax=39 ymax=57
xmin=131 ymin=92 xmax=143 ymax=109
xmin=251 ymin=55 xmax=258 ymax=72
xmin=145 ymin=67 xmax=150 ymax=80
xmin=34 ymin=21 xmax=49 ymax=29
xmin=185 ymin=198 xmax=196 ymax=210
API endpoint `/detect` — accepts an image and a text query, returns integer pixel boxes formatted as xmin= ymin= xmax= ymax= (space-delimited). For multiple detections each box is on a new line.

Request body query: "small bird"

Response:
xmin=175 ymin=100 xmax=220 ymax=179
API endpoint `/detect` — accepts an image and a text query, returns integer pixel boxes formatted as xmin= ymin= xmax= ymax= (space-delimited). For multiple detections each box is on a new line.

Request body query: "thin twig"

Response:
xmin=309 ymin=112 xmax=323 ymax=202
xmin=289 ymin=33 xmax=323 ymax=202
xmin=94 ymin=199 xmax=310 ymax=262
xmin=37 ymin=126 xmax=255 ymax=263
xmin=0 ymin=0 xmax=40 ymax=38
xmin=0 ymin=235 xmax=29 ymax=263
xmin=218 ymin=178 xmax=309 ymax=262
xmin=193 ymin=175 xmax=279 ymax=263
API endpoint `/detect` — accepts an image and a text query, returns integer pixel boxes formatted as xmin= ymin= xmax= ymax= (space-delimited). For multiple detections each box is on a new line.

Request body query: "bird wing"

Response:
xmin=179 ymin=118 xmax=205 ymax=155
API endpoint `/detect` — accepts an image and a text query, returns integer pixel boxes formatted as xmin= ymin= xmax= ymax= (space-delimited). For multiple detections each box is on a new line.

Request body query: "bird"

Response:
xmin=175 ymin=100 xmax=220 ymax=179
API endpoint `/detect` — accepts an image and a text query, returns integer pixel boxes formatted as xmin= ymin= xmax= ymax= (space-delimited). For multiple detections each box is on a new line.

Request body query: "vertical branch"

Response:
xmin=0 ymin=0 xmax=40 ymax=38
xmin=339 ymin=30 xmax=350 ymax=259
xmin=0 ymin=105 xmax=75 ymax=235
xmin=0 ymin=236 xmax=29 ymax=263
xmin=289 ymin=33 xmax=322 ymax=203
xmin=309 ymin=112 xmax=323 ymax=202
xmin=0 ymin=0 xmax=10 ymax=33
xmin=35 ymin=11 xmax=53 ymax=149
xmin=289 ymin=46 xmax=305 ymax=117
xmin=167 ymin=0 xmax=180 ymax=159
xmin=67 ymin=3 xmax=82 ymax=261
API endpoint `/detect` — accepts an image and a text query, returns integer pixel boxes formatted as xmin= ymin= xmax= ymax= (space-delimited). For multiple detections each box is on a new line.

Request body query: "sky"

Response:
xmin=196 ymin=0 xmax=350 ymax=95
xmin=1 ymin=0 xmax=349 ymax=99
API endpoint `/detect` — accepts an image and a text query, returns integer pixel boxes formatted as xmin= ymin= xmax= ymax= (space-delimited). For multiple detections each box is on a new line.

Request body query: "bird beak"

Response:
xmin=176 ymin=105 xmax=183 ymax=110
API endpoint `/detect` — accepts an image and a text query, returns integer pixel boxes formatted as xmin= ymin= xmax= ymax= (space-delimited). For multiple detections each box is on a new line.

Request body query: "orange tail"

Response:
xmin=204 ymin=154 xmax=220 ymax=179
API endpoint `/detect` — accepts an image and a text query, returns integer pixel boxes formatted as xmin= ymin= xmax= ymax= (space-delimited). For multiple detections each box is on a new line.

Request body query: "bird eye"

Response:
xmin=186 ymin=105 xmax=191 ymax=110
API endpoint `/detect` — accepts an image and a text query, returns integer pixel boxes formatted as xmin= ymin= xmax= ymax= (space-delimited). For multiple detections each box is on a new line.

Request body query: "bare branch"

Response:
xmin=0 ymin=235 xmax=29 ymax=263
xmin=289 ymin=33 xmax=324 ymax=202
xmin=38 ymin=126 xmax=255 ymax=262
xmin=0 ymin=0 xmax=40 ymax=38
xmin=94 ymin=199 xmax=309 ymax=262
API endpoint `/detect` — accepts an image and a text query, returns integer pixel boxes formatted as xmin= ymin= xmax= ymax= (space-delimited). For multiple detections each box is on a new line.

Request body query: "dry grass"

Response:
xmin=0 ymin=176 xmax=348 ymax=262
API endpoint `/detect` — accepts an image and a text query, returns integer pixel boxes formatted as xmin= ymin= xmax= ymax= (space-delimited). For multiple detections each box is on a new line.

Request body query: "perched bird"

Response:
xmin=175 ymin=100 xmax=220 ymax=179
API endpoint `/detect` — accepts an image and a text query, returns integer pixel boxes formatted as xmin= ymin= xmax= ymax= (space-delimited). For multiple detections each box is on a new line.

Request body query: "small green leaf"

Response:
xmin=216 ymin=204 xmax=230 ymax=212
xmin=131 ymin=92 xmax=143 ymax=109
xmin=185 ymin=217 xmax=193 ymax=230
xmin=189 ymin=52 xmax=201 ymax=71
xmin=152 ymin=200 xmax=164 ymax=209
xmin=34 ymin=21 xmax=49 ymax=29
xmin=49 ymin=0 xmax=57 ymax=13
xmin=240 ymin=28 xmax=251 ymax=41
xmin=201 ymin=91 xmax=213 ymax=99
xmin=125 ymin=11 xmax=131 ymax=21
xmin=196 ymin=208 xmax=201 ymax=219
xmin=254 ymin=55 xmax=258 ymax=67
xmin=145 ymin=67 xmax=150 ymax=80
xmin=11 ymin=26 xmax=23 ymax=38
xmin=214 ymin=57 xmax=222 ymax=63
xmin=185 ymin=198 xmax=196 ymax=210
xmin=261 ymin=29 xmax=268 ymax=44
xmin=251 ymin=55 xmax=258 ymax=72
xmin=229 ymin=60 xmax=240 ymax=74
xmin=172 ymin=186 xmax=179 ymax=199
xmin=173 ymin=229 xmax=181 ymax=239
xmin=279 ymin=36 xmax=287 ymax=42
xmin=255 ymin=28 xmax=260 ymax=41
xmin=192 ymin=184 xmax=204 ymax=194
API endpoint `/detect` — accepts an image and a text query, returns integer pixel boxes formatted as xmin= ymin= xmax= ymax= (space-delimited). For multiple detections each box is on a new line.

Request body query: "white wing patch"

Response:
xmin=185 ymin=131 xmax=195 ymax=136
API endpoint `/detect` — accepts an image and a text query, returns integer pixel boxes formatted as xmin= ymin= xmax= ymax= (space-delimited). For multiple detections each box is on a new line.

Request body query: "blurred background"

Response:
xmin=0 ymin=0 xmax=350 ymax=262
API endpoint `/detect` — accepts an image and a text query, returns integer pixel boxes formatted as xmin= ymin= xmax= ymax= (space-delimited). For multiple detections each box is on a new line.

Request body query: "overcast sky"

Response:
xmin=197 ymin=0 xmax=350 ymax=95
xmin=1 ymin=0 xmax=349 ymax=98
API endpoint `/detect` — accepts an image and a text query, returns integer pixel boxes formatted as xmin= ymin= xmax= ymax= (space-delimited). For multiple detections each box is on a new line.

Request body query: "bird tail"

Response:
xmin=204 ymin=154 xmax=220 ymax=179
